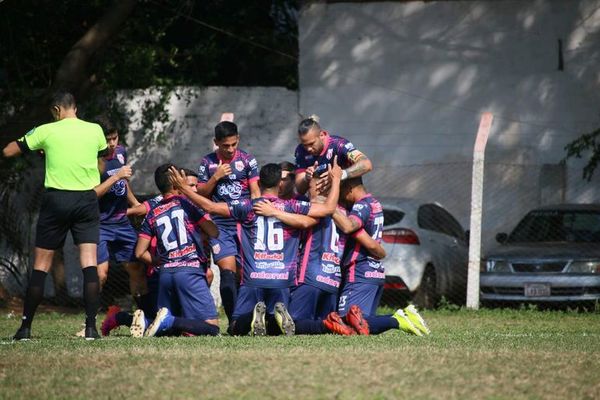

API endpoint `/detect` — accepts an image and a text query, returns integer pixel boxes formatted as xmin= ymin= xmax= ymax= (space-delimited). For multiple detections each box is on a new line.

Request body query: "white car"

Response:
xmin=379 ymin=197 xmax=469 ymax=308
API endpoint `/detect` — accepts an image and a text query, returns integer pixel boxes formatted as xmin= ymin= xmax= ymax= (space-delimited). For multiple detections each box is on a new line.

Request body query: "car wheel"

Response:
xmin=413 ymin=265 xmax=438 ymax=309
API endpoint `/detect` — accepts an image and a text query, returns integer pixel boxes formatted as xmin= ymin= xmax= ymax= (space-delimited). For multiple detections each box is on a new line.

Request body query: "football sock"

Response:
xmin=83 ymin=266 xmax=100 ymax=328
xmin=20 ymin=270 xmax=48 ymax=329
xmin=219 ymin=270 xmax=237 ymax=324
xmin=295 ymin=319 xmax=328 ymax=335
xmin=230 ymin=313 xmax=252 ymax=336
xmin=172 ymin=318 xmax=219 ymax=336
xmin=365 ymin=315 xmax=398 ymax=335
xmin=116 ymin=312 xmax=133 ymax=327
xmin=138 ymin=293 xmax=155 ymax=318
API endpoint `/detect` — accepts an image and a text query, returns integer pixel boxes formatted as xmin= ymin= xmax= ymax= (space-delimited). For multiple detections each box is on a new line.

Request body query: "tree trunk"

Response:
xmin=0 ymin=0 xmax=137 ymax=147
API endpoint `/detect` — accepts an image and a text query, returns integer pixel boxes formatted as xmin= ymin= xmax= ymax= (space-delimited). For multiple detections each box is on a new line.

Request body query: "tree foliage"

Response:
xmin=0 ymin=0 xmax=298 ymax=293
xmin=563 ymin=125 xmax=600 ymax=181
xmin=0 ymin=0 xmax=298 ymax=139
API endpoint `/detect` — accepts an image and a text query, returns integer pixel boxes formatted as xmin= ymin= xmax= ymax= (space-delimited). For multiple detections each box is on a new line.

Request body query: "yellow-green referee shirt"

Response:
xmin=19 ymin=118 xmax=108 ymax=190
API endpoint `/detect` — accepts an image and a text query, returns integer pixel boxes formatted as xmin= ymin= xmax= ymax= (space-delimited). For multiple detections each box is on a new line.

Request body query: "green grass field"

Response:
xmin=1 ymin=307 xmax=599 ymax=399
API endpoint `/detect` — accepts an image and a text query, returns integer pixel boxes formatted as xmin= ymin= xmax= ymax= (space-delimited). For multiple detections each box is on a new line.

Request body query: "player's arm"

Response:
xmin=249 ymin=179 xmax=261 ymax=199
xmin=127 ymin=203 xmax=148 ymax=217
xmin=295 ymin=161 xmax=318 ymax=195
xmin=354 ymin=229 xmax=386 ymax=260
xmin=343 ymin=151 xmax=373 ymax=180
xmin=196 ymin=160 xmax=231 ymax=198
xmin=307 ymin=157 xmax=342 ymax=217
xmin=135 ymin=235 xmax=154 ymax=265
xmin=169 ymin=167 xmax=230 ymax=217
xmin=315 ymin=148 xmax=372 ymax=194
xmin=199 ymin=219 xmax=219 ymax=239
xmin=253 ymin=201 xmax=318 ymax=229
xmin=126 ymin=181 xmax=141 ymax=207
xmin=93 ymin=165 xmax=133 ymax=198
xmin=332 ymin=208 xmax=362 ymax=235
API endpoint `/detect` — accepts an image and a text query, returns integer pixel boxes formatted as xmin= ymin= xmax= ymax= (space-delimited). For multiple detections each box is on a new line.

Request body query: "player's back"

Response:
xmin=298 ymin=212 xmax=345 ymax=292
xmin=140 ymin=195 xmax=210 ymax=271
xmin=343 ymin=194 xmax=385 ymax=284
xmin=229 ymin=195 xmax=311 ymax=288
xmin=25 ymin=118 xmax=106 ymax=190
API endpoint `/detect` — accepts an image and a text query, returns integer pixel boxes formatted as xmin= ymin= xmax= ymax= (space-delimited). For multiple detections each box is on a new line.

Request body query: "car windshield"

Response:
xmin=508 ymin=210 xmax=600 ymax=243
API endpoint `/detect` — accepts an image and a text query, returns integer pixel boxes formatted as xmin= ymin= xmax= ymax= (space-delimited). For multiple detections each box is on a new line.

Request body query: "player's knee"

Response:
xmin=217 ymin=256 xmax=237 ymax=272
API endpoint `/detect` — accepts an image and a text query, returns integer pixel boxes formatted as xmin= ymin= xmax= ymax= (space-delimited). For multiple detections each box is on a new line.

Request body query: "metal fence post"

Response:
xmin=466 ymin=113 xmax=493 ymax=309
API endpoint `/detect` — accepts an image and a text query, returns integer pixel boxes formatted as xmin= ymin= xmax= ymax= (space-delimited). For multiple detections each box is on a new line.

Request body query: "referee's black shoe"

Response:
xmin=13 ymin=327 xmax=31 ymax=341
xmin=84 ymin=326 xmax=101 ymax=341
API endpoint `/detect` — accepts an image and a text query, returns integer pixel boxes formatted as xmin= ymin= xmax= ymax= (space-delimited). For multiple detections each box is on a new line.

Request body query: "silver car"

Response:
xmin=481 ymin=204 xmax=600 ymax=305
xmin=379 ymin=197 xmax=469 ymax=308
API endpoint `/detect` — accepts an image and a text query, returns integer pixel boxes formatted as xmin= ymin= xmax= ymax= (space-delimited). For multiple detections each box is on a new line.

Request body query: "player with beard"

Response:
xmin=294 ymin=115 xmax=372 ymax=196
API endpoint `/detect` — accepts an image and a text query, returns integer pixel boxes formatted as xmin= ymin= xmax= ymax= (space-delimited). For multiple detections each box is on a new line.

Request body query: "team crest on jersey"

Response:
xmin=326 ymin=148 xmax=333 ymax=160
xmin=235 ymin=160 xmax=244 ymax=172
xmin=212 ymin=244 xmax=221 ymax=254
xmin=117 ymin=154 xmax=125 ymax=165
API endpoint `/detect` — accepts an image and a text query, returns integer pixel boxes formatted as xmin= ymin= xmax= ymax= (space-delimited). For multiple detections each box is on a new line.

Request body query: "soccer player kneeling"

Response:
xmin=133 ymin=164 xmax=220 ymax=337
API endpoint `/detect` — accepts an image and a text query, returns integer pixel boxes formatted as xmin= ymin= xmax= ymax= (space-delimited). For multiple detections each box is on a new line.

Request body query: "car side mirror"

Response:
xmin=496 ymin=232 xmax=508 ymax=244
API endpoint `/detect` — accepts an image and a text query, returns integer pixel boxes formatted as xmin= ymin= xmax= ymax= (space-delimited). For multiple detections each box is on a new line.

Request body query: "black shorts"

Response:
xmin=35 ymin=189 xmax=100 ymax=250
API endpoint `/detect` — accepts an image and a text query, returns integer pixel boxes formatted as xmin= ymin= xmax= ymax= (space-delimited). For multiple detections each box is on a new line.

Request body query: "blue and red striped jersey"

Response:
xmin=342 ymin=194 xmax=385 ymax=284
xmin=229 ymin=195 xmax=311 ymax=288
xmin=139 ymin=195 xmax=212 ymax=272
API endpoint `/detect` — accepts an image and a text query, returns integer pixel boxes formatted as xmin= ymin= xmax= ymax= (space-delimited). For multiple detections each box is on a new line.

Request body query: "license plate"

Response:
xmin=524 ymin=283 xmax=551 ymax=297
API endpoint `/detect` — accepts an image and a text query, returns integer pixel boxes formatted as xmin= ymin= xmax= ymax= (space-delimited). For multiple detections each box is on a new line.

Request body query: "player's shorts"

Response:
xmin=209 ymin=222 xmax=239 ymax=263
xmin=289 ymin=284 xmax=337 ymax=320
xmin=36 ymin=189 xmax=99 ymax=249
xmin=337 ymin=281 xmax=384 ymax=317
xmin=97 ymin=220 xmax=137 ymax=264
xmin=157 ymin=267 xmax=218 ymax=321
xmin=232 ymin=285 xmax=290 ymax=319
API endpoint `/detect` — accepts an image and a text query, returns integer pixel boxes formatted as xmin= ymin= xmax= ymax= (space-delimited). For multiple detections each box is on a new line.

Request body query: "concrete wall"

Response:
xmin=122 ymin=86 xmax=300 ymax=193
xmin=298 ymin=0 xmax=600 ymax=250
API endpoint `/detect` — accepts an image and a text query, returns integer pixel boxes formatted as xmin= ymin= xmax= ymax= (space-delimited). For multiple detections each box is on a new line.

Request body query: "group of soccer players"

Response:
xmin=97 ymin=115 xmax=431 ymax=338
xmin=6 ymin=92 xmax=430 ymax=340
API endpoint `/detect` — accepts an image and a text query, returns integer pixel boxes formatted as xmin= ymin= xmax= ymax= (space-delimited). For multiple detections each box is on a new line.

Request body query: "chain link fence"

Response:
xmin=1 ymin=148 xmax=599 ymax=313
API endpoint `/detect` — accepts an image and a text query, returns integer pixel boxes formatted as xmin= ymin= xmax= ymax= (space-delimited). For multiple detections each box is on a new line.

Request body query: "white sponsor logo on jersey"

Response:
xmin=212 ymin=244 xmax=221 ymax=254
xmin=110 ymin=179 xmax=127 ymax=196
xmin=217 ymin=181 xmax=243 ymax=199
xmin=326 ymin=148 xmax=333 ymax=160
xmin=235 ymin=160 xmax=244 ymax=172
xmin=117 ymin=153 xmax=125 ymax=165
xmin=345 ymin=142 xmax=355 ymax=150
xmin=249 ymin=158 xmax=258 ymax=168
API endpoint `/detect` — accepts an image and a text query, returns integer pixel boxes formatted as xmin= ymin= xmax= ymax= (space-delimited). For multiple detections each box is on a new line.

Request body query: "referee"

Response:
xmin=2 ymin=91 xmax=125 ymax=340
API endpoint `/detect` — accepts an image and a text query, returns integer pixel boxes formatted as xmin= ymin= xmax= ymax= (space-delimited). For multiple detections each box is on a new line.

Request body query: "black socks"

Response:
xmin=83 ymin=266 xmax=100 ymax=328
xmin=20 ymin=270 xmax=48 ymax=329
